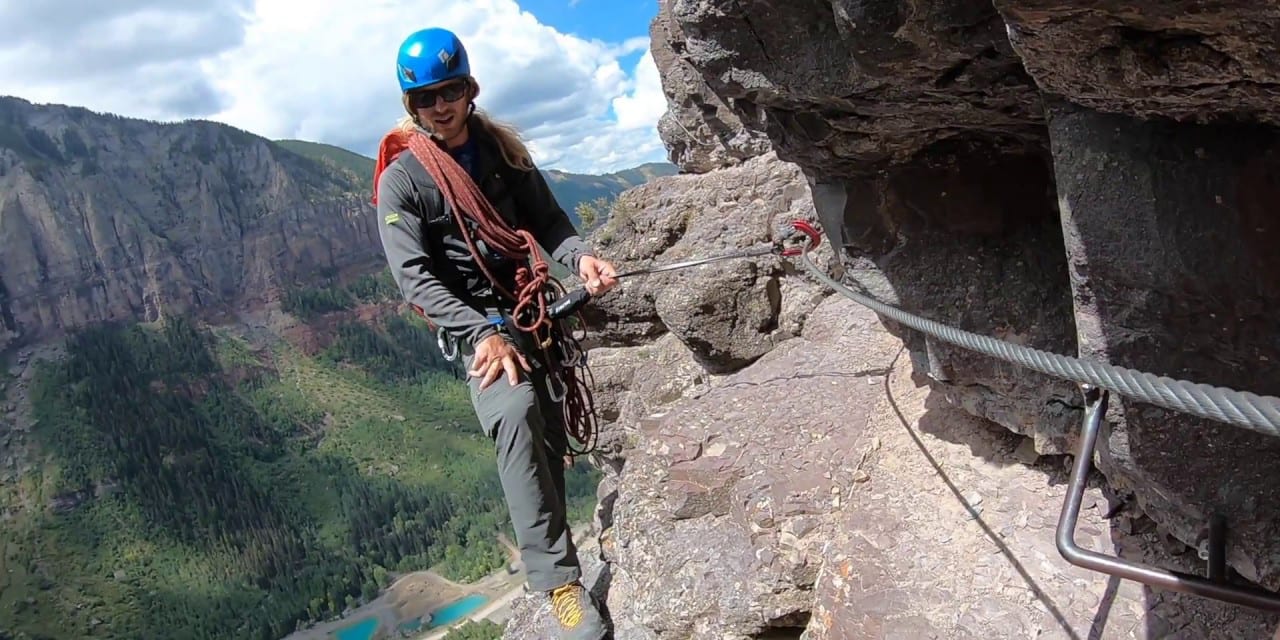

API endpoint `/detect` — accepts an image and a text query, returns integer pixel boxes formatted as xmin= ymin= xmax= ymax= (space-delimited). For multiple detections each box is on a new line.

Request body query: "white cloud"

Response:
xmin=0 ymin=0 xmax=253 ymax=118
xmin=0 ymin=0 xmax=671 ymax=174
xmin=612 ymin=49 xmax=669 ymax=132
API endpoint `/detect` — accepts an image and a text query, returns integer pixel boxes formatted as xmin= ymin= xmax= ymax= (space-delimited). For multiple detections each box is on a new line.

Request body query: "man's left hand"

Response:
xmin=579 ymin=255 xmax=618 ymax=295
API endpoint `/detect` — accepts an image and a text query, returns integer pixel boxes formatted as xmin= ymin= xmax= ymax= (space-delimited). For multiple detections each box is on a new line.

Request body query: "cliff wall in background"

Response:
xmin=0 ymin=96 xmax=381 ymax=351
xmin=0 ymin=97 xmax=678 ymax=353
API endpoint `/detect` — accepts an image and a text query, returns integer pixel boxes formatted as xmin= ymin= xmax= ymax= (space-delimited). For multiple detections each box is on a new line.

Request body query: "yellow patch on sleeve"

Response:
xmin=384 ymin=212 xmax=401 ymax=225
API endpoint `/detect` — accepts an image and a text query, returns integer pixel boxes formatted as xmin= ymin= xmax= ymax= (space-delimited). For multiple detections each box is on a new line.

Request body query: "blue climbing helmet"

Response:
xmin=396 ymin=27 xmax=471 ymax=93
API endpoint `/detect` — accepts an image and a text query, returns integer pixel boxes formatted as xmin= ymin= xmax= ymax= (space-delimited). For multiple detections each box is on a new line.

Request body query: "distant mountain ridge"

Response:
xmin=273 ymin=138 xmax=678 ymax=225
xmin=0 ymin=96 xmax=676 ymax=350
xmin=0 ymin=96 xmax=373 ymax=350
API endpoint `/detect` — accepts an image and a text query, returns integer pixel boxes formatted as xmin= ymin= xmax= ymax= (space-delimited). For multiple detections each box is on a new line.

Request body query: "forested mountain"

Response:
xmin=0 ymin=96 xmax=382 ymax=352
xmin=0 ymin=96 xmax=674 ymax=353
xmin=0 ymin=96 xmax=630 ymax=640
xmin=0 ymin=271 xmax=600 ymax=639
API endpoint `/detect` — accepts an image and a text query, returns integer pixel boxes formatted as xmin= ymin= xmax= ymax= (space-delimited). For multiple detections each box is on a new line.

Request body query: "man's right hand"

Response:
xmin=468 ymin=333 xmax=531 ymax=390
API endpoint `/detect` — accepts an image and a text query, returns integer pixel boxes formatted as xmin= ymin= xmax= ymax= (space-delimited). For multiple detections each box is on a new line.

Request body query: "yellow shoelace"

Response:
xmin=552 ymin=583 xmax=584 ymax=628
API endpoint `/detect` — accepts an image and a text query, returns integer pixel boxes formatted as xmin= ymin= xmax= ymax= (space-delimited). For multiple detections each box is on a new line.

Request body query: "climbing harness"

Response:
xmin=781 ymin=219 xmax=1280 ymax=612
xmin=546 ymin=220 xmax=821 ymax=320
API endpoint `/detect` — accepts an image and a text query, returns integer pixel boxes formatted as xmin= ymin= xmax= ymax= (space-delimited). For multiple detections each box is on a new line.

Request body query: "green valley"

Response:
xmin=0 ymin=271 xmax=600 ymax=640
xmin=0 ymin=97 xmax=673 ymax=640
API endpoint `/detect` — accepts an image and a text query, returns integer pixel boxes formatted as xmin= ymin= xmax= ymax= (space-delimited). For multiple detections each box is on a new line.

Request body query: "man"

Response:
xmin=373 ymin=26 xmax=616 ymax=640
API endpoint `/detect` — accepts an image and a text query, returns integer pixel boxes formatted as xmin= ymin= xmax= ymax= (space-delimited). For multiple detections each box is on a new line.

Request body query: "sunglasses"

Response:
xmin=407 ymin=81 xmax=469 ymax=109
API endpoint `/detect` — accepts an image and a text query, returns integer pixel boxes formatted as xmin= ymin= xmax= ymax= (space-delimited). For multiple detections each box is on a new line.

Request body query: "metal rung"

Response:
xmin=1056 ymin=385 xmax=1280 ymax=612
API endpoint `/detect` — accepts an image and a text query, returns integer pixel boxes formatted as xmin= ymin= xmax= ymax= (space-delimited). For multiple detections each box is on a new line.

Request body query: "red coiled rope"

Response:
xmin=399 ymin=128 xmax=599 ymax=456
xmin=407 ymin=133 xmax=553 ymax=333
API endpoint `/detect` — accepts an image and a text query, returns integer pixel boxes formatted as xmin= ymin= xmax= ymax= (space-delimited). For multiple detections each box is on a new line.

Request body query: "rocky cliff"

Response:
xmin=0 ymin=96 xmax=382 ymax=351
xmin=504 ymin=1 xmax=1280 ymax=638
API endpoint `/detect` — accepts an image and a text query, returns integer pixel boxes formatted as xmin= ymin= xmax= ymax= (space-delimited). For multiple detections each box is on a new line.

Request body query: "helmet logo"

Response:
xmin=400 ymin=64 xmax=416 ymax=82
xmin=438 ymin=48 xmax=455 ymax=67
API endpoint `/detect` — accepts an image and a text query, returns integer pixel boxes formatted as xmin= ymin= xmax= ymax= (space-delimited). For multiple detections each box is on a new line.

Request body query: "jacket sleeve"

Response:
xmin=518 ymin=167 xmax=595 ymax=273
xmin=376 ymin=162 xmax=499 ymax=347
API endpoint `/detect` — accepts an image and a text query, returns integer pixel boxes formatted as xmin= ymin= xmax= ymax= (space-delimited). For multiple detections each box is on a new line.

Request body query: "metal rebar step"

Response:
xmin=1056 ymin=385 xmax=1280 ymax=612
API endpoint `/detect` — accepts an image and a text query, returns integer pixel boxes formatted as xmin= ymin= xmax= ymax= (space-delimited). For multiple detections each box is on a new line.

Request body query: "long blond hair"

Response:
xmin=398 ymin=91 xmax=534 ymax=171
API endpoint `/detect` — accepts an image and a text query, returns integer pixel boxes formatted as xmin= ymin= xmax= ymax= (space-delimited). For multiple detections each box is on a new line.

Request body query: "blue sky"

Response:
xmin=0 ymin=0 xmax=672 ymax=174
xmin=535 ymin=0 xmax=658 ymax=76
xmin=524 ymin=0 xmax=659 ymax=46
xmin=521 ymin=0 xmax=659 ymax=128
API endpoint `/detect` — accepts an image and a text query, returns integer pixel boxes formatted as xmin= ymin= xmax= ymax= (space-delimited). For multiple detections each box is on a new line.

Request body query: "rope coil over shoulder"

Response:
xmin=403 ymin=129 xmax=599 ymax=455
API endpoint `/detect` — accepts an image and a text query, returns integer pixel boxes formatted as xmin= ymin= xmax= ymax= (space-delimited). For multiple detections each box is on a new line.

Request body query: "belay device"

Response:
xmin=546 ymin=219 xmax=822 ymax=320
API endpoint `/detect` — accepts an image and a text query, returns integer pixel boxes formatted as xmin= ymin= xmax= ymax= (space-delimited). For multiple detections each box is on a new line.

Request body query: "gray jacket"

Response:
xmin=375 ymin=125 xmax=592 ymax=348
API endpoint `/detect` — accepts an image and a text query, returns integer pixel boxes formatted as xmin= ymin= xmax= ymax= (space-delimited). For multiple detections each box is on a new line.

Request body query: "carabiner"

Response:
xmin=560 ymin=341 xmax=587 ymax=368
xmin=547 ymin=372 xmax=568 ymax=403
xmin=778 ymin=219 xmax=822 ymax=257
xmin=437 ymin=326 xmax=459 ymax=362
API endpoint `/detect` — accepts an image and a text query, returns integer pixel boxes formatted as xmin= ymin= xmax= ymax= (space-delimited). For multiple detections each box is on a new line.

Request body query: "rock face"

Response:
xmin=1046 ymin=102 xmax=1280 ymax=589
xmin=502 ymin=0 xmax=1280 ymax=637
xmin=580 ymin=151 xmax=832 ymax=373
xmin=650 ymin=0 xmax=772 ymax=173
xmin=595 ymin=298 xmax=896 ymax=639
xmin=0 ymin=96 xmax=381 ymax=351
xmin=995 ymin=1 xmax=1280 ymax=125
xmin=506 ymin=297 xmax=1280 ymax=639
xmin=651 ymin=0 xmax=1048 ymax=177
xmin=638 ymin=0 xmax=1280 ymax=601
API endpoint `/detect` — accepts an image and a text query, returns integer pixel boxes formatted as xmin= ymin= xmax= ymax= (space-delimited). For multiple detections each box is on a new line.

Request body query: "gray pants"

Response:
xmin=460 ymin=338 xmax=581 ymax=592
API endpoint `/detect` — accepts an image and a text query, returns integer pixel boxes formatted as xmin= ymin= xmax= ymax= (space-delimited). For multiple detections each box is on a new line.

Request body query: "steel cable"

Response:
xmin=796 ymin=241 xmax=1280 ymax=437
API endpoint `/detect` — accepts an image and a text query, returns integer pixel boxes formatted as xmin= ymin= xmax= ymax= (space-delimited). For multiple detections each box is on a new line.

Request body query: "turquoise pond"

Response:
xmin=329 ymin=593 xmax=490 ymax=639
xmin=331 ymin=616 xmax=378 ymax=640
xmin=426 ymin=593 xmax=491 ymax=628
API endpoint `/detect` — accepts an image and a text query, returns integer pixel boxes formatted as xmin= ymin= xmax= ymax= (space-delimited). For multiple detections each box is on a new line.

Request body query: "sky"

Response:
xmin=0 ymin=0 xmax=672 ymax=175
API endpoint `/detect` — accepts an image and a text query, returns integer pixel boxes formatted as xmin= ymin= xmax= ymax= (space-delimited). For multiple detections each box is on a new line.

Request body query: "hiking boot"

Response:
xmin=550 ymin=580 xmax=607 ymax=640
